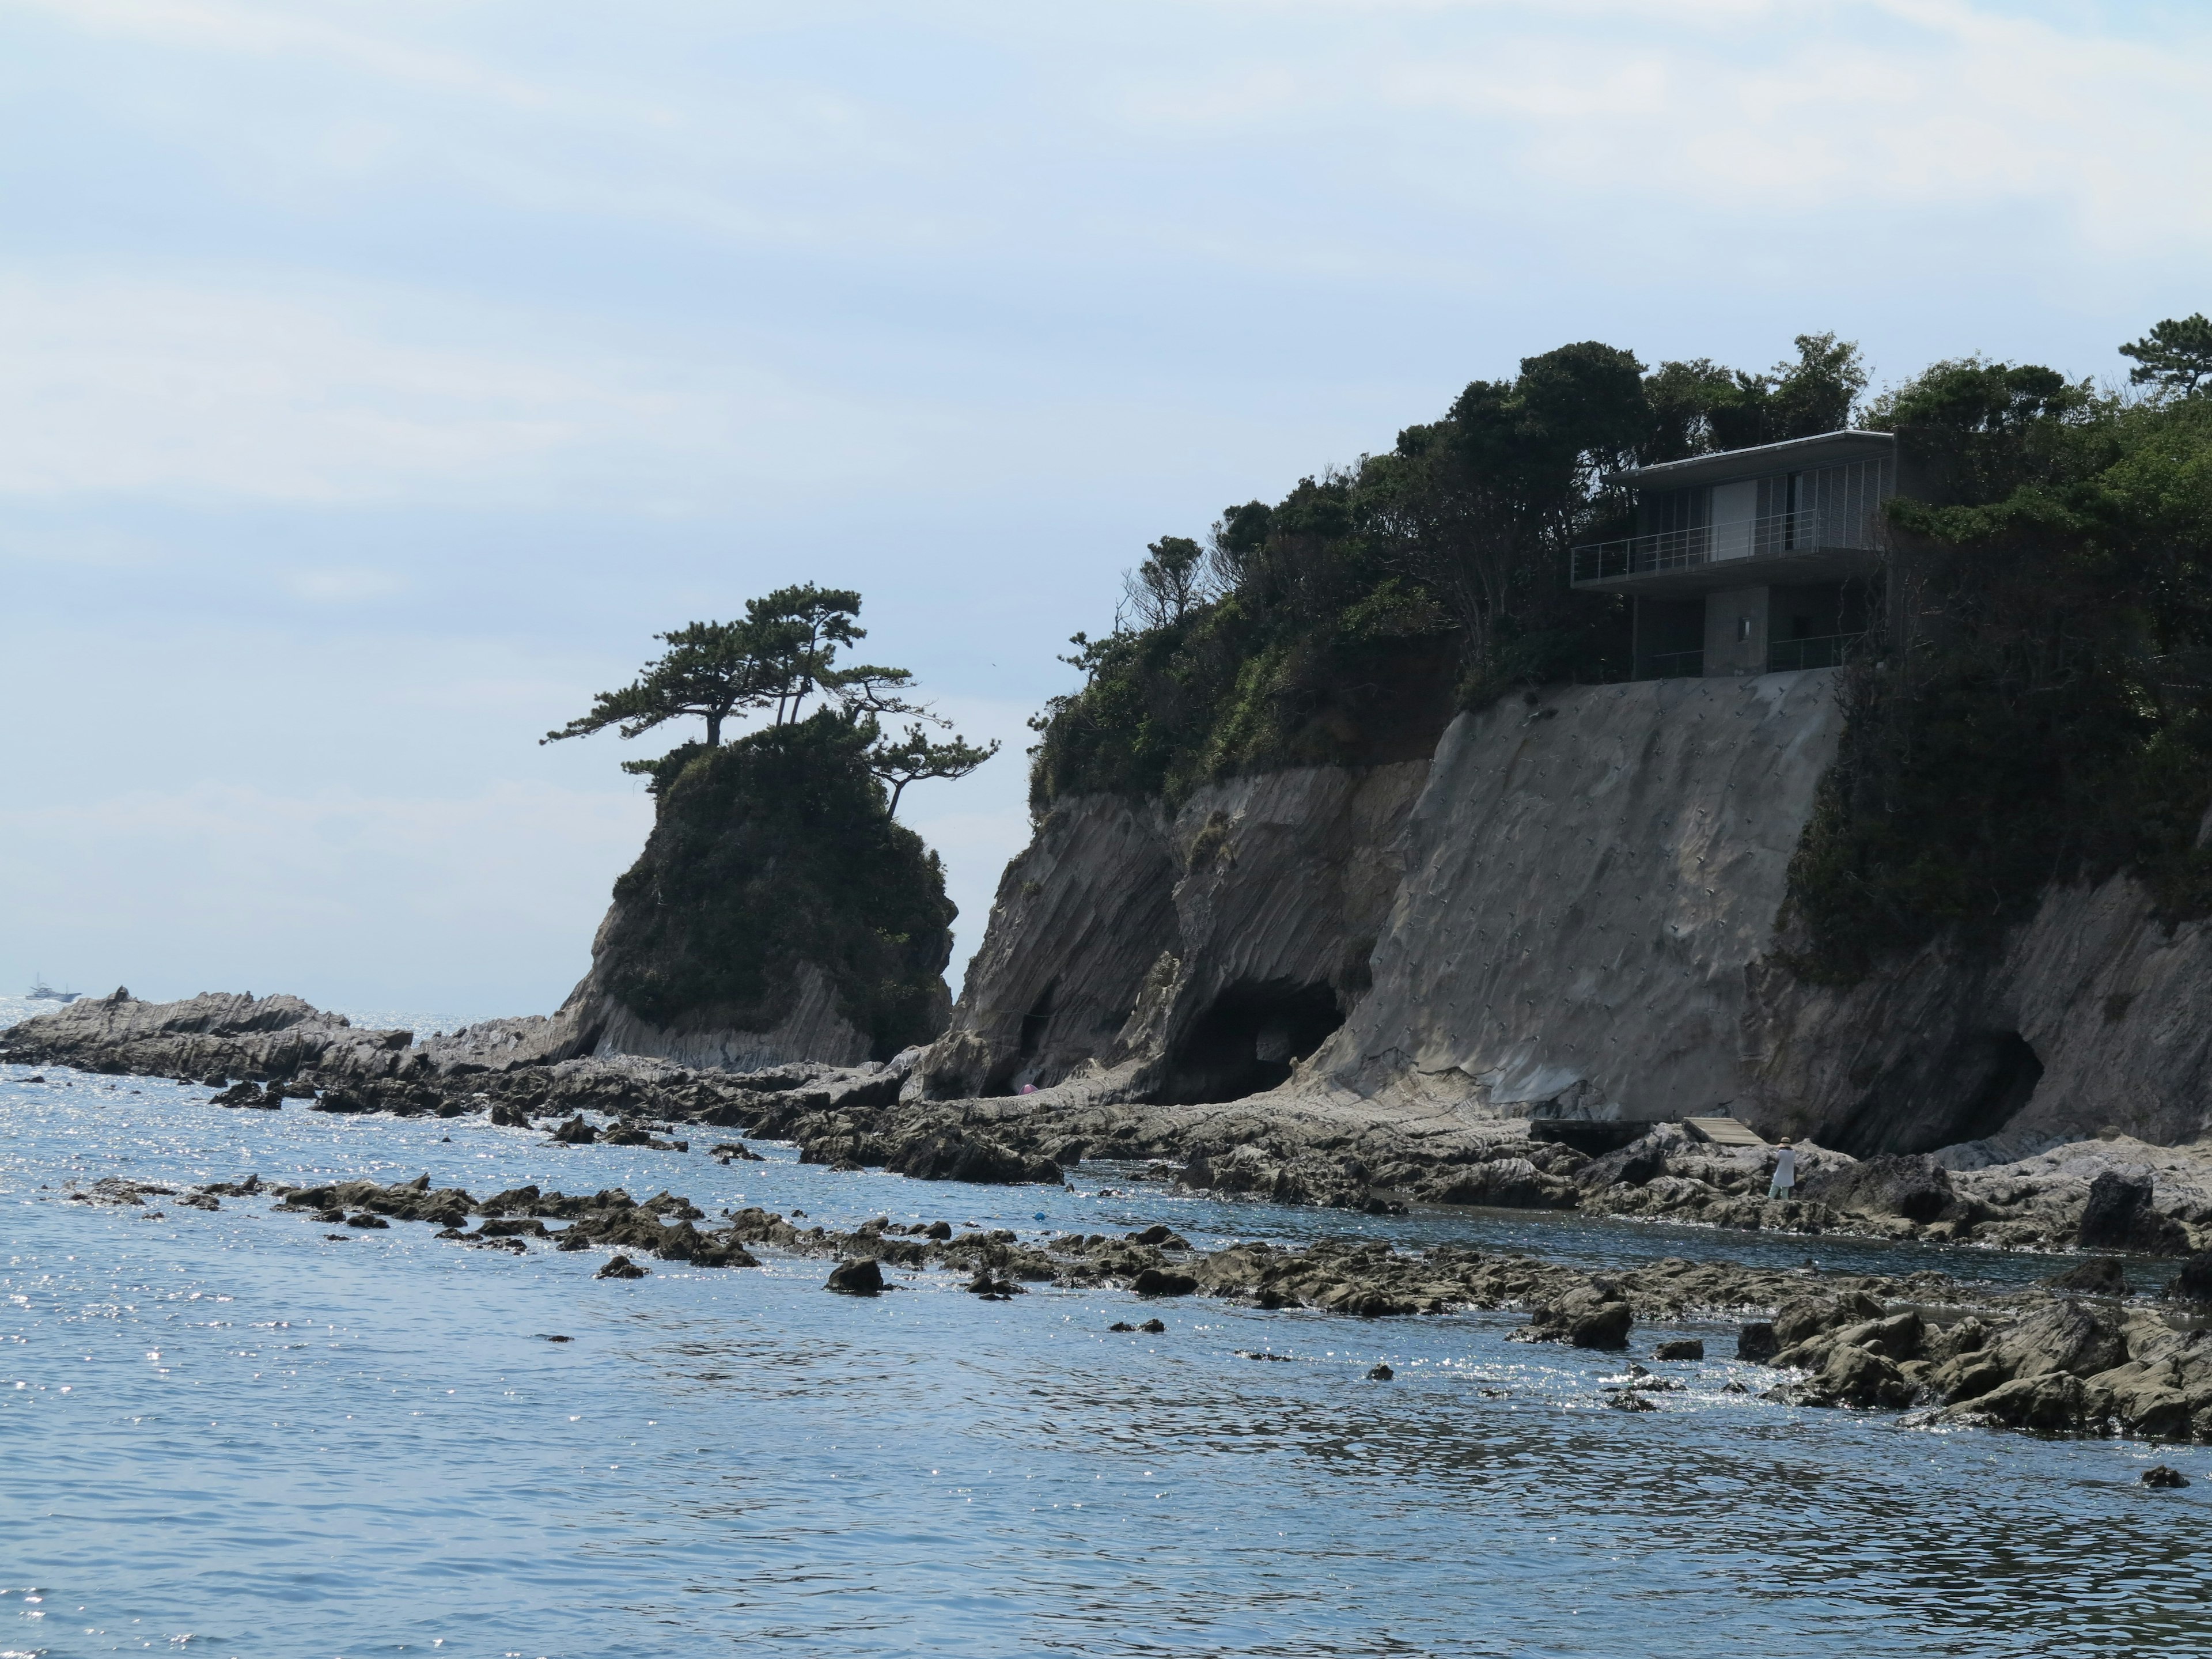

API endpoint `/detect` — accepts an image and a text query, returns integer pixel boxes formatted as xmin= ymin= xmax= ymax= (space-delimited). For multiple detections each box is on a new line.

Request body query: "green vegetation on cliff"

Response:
xmin=550 ymin=586 xmax=994 ymax=1053
xmin=1786 ymin=333 xmax=2212 ymax=980
xmin=1029 ymin=334 xmax=1867 ymax=810
xmin=596 ymin=713 xmax=956 ymax=1057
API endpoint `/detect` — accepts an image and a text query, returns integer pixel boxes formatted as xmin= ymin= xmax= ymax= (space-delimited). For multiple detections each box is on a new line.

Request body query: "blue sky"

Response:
xmin=4 ymin=0 xmax=2209 ymax=1020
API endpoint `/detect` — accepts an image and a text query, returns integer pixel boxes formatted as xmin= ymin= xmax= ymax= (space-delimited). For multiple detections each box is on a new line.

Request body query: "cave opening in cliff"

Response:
xmin=1951 ymin=1031 xmax=2044 ymax=1144
xmin=1159 ymin=979 xmax=1343 ymax=1104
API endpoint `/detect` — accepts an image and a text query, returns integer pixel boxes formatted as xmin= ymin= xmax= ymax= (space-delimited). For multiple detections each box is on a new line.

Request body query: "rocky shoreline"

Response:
xmin=17 ymin=988 xmax=2212 ymax=1449
xmin=58 ymin=1156 xmax=2212 ymax=1451
xmin=10 ymin=989 xmax=2209 ymax=1257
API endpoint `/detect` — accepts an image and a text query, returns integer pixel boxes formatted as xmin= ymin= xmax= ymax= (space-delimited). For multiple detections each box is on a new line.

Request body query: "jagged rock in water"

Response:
xmin=2165 ymin=1250 xmax=2212 ymax=1305
xmin=825 ymin=1258 xmax=884 ymax=1296
xmin=1511 ymin=1280 xmax=1633 ymax=1350
xmin=2078 ymin=1172 xmax=2192 ymax=1254
xmin=2046 ymin=1257 xmax=2130 ymax=1297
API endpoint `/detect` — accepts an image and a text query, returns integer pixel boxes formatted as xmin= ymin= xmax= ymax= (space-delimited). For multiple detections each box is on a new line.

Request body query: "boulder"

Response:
xmin=2046 ymin=1257 xmax=2130 ymax=1297
xmin=1424 ymin=1157 xmax=1581 ymax=1210
xmin=2141 ymin=1465 xmax=2191 ymax=1488
xmin=1800 ymin=1344 xmax=1914 ymax=1408
xmin=550 ymin=1115 xmax=599 ymax=1145
xmin=1799 ymin=1153 xmax=1952 ymax=1223
xmin=1991 ymin=1300 xmax=2127 ymax=1381
xmin=1512 ymin=1281 xmax=1633 ymax=1350
xmin=2078 ymin=1172 xmax=2191 ymax=1254
xmin=1367 ymin=1363 xmax=1395 ymax=1381
xmin=596 ymin=1255 xmax=649 ymax=1279
xmin=1653 ymin=1338 xmax=1705 ymax=1362
xmin=2163 ymin=1249 xmax=2212 ymax=1305
xmin=825 ymin=1257 xmax=884 ymax=1296
xmin=1736 ymin=1323 xmax=1779 ymax=1361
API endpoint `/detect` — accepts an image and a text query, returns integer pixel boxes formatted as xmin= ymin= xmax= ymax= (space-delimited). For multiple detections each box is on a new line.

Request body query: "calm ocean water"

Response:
xmin=3 ymin=994 xmax=2205 ymax=1658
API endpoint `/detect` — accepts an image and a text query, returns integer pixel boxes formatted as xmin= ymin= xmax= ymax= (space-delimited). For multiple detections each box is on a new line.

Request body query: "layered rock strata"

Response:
xmin=918 ymin=664 xmax=2212 ymax=1161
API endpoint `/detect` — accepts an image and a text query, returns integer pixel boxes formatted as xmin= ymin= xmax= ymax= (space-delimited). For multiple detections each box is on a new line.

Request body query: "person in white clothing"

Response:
xmin=1767 ymin=1138 xmax=1797 ymax=1202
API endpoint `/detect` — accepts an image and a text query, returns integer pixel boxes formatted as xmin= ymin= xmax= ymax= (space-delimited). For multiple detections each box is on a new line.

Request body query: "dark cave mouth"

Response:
xmin=1158 ymin=979 xmax=1344 ymax=1105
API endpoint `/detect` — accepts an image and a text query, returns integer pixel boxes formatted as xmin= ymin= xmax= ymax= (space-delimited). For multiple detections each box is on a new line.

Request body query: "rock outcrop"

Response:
xmin=911 ymin=663 xmax=2212 ymax=1164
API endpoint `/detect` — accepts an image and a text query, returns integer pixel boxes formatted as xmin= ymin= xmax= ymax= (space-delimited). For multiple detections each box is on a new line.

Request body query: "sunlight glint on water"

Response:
xmin=1 ymin=998 xmax=2206 ymax=1657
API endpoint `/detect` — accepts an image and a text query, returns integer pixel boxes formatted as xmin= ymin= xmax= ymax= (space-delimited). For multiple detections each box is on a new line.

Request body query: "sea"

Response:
xmin=2 ymin=993 xmax=2204 ymax=1658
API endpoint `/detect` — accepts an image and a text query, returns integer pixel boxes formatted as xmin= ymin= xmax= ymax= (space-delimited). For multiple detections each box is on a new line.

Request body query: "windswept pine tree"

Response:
xmin=547 ymin=585 xmax=999 ymax=1061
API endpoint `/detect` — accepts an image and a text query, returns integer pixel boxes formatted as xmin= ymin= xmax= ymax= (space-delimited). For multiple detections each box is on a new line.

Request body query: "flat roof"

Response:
xmin=1622 ymin=428 xmax=1893 ymax=490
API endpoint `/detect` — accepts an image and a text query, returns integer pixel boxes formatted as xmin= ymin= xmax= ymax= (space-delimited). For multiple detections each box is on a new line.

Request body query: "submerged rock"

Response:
xmin=596 ymin=1255 xmax=649 ymax=1279
xmin=2140 ymin=1464 xmax=2191 ymax=1488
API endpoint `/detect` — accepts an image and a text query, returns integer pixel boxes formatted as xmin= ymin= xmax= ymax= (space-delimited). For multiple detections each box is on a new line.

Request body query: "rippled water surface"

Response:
xmin=3 ymin=996 xmax=2206 ymax=1657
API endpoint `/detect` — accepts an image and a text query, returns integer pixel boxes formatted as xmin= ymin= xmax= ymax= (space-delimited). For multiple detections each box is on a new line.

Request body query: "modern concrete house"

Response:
xmin=1571 ymin=429 xmax=1895 ymax=679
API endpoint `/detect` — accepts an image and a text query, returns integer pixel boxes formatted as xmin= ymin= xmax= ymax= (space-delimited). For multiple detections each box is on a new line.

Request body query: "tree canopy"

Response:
xmin=2121 ymin=313 xmax=2212 ymax=398
xmin=546 ymin=584 xmax=998 ymax=816
xmin=1028 ymin=332 xmax=1877 ymax=810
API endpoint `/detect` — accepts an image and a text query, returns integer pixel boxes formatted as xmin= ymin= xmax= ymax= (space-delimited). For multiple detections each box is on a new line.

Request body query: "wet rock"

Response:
xmin=1131 ymin=1268 xmax=1198 ymax=1297
xmin=1606 ymin=1391 xmax=1657 ymax=1412
xmin=1127 ymin=1224 xmax=1189 ymax=1248
xmin=1653 ymin=1338 xmax=1705 ymax=1362
xmin=1138 ymin=1317 xmax=1165 ymax=1334
xmin=211 ymin=1081 xmax=279 ymax=1109
xmin=344 ymin=1213 xmax=389 ymax=1228
xmin=966 ymin=1271 xmax=1024 ymax=1300
xmin=488 ymin=1101 xmax=532 ymax=1128
xmin=1367 ymin=1363 xmax=1395 ymax=1381
xmin=1107 ymin=1321 xmax=1135 ymax=1332
xmin=1794 ymin=1344 xmax=1912 ymax=1408
xmin=2140 ymin=1464 xmax=2191 ymax=1488
xmin=2078 ymin=1172 xmax=2191 ymax=1254
xmin=1512 ymin=1280 xmax=1633 ymax=1350
xmin=1945 ymin=1371 xmax=2099 ymax=1433
xmin=2162 ymin=1249 xmax=2212 ymax=1305
xmin=883 ymin=1127 xmax=1064 ymax=1186
xmin=1421 ymin=1156 xmax=1581 ymax=1211
xmin=1990 ymin=1300 xmax=2127 ymax=1382
xmin=596 ymin=1254 xmax=649 ymax=1279
xmin=1736 ymin=1323 xmax=1779 ymax=1362
xmin=923 ymin=1220 xmax=953 ymax=1241
xmin=826 ymin=1257 xmax=884 ymax=1296
xmin=710 ymin=1141 xmax=766 ymax=1162
xmin=2046 ymin=1257 xmax=2130 ymax=1297
xmin=550 ymin=1115 xmax=599 ymax=1145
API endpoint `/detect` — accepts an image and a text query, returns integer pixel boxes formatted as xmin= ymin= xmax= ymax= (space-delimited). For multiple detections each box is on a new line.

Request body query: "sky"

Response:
xmin=3 ymin=0 xmax=2209 ymax=1022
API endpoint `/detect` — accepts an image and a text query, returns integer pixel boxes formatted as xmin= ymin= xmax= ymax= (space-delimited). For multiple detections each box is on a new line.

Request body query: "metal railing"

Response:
xmin=1641 ymin=649 xmax=1703 ymax=679
xmin=1572 ymin=508 xmax=1839 ymax=584
xmin=1766 ymin=632 xmax=1864 ymax=672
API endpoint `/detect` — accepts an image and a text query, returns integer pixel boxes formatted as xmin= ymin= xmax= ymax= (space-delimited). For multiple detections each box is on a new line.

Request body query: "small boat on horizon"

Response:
xmin=25 ymin=976 xmax=82 ymax=1004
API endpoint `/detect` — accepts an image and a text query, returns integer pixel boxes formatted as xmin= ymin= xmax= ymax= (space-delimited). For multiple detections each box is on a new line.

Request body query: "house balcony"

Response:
xmin=1571 ymin=509 xmax=1878 ymax=595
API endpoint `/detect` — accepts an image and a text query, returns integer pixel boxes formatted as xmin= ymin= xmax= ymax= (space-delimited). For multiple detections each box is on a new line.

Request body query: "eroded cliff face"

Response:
xmin=917 ymin=665 xmax=2212 ymax=1159
xmin=912 ymin=762 xmax=1427 ymax=1102
xmin=1749 ymin=872 xmax=2212 ymax=1160
xmin=1313 ymin=671 xmax=1842 ymax=1122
